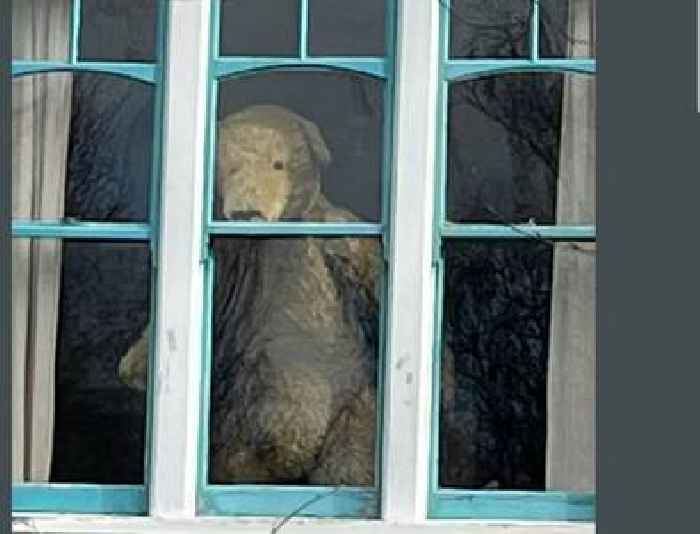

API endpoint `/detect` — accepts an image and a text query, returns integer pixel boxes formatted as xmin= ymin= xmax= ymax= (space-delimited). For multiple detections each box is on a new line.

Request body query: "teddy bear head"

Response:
xmin=215 ymin=105 xmax=332 ymax=222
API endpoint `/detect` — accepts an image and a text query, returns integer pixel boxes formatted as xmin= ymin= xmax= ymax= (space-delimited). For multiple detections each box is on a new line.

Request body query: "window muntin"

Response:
xmin=199 ymin=0 xmax=394 ymax=518
xmin=432 ymin=0 xmax=596 ymax=522
xmin=11 ymin=0 xmax=165 ymax=515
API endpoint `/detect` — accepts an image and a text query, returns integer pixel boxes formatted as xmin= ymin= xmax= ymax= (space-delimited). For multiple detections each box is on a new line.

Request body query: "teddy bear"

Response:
xmin=118 ymin=105 xmax=381 ymax=486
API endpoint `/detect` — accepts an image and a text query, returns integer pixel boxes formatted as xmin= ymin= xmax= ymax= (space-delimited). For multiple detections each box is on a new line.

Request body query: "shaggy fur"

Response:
xmin=118 ymin=105 xmax=380 ymax=485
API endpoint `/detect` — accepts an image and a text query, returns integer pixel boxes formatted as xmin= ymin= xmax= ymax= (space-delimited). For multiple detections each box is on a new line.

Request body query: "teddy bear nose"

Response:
xmin=228 ymin=210 xmax=265 ymax=221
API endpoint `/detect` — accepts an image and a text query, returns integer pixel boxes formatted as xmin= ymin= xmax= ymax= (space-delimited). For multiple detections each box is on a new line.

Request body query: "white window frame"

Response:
xmin=12 ymin=1 xmax=595 ymax=532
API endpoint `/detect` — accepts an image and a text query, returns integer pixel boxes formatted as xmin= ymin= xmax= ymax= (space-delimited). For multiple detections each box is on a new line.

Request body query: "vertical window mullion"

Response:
xmin=382 ymin=0 xmax=440 ymax=522
xmin=148 ymin=0 xmax=211 ymax=519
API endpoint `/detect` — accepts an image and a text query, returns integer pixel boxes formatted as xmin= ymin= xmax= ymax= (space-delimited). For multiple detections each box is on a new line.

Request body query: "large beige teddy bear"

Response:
xmin=119 ymin=105 xmax=381 ymax=486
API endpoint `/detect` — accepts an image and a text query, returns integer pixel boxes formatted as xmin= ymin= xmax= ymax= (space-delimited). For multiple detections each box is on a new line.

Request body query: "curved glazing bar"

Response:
xmin=446 ymin=59 xmax=596 ymax=81
xmin=12 ymin=61 xmax=158 ymax=84
xmin=213 ymin=58 xmax=388 ymax=80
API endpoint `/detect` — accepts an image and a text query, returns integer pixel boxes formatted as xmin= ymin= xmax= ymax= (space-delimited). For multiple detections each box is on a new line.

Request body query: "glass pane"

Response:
xmin=220 ymin=0 xmax=300 ymax=57
xmin=440 ymin=240 xmax=595 ymax=491
xmin=12 ymin=0 xmax=71 ymax=61
xmin=80 ymin=0 xmax=158 ymax=62
xmin=540 ymin=0 xmax=596 ymax=58
xmin=12 ymin=73 xmax=155 ymax=223
xmin=209 ymin=237 xmax=382 ymax=486
xmin=447 ymin=73 xmax=595 ymax=225
xmin=309 ymin=0 xmax=386 ymax=57
xmin=216 ymin=71 xmax=384 ymax=222
xmin=449 ymin=0 xmax=531 ymax=59
xmin=11 ymin=239 xmax=151 ymax=484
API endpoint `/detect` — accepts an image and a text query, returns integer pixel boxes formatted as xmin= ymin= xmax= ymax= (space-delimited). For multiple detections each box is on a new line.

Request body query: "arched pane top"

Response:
xmin=215 ymin=70 xmax=385 ymax=223
xmin=446 ymin=72 xmax=595 ymax=226
xmin=12 ymin=72 xmax=155 ymax=223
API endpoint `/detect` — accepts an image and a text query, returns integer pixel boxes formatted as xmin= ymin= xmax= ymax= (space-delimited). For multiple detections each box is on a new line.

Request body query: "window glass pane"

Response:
xmin=12 ymin=73 xmax=155 ymax=223
xmin=309 ymin=0 xmax=386 ymax=57
xmin=220 ymin=0 xmax=300 ymax=57
xmin=216 ymin=72 xmax=384 ymax=223
xmin=12 ymin=0 xmax=71 ymax=61
xmin=11 ymin=239 xmax=151 ymax=484
xmin=449 ymin=0 xmax=531 ymax=59
xmin=447 ymin=73 xmax=595 ymax=225
xmin=80 ymin=0 xmax=158 ymax=62
xmin=209 ymin=237 xmax=382 ymax=486
xmin=440 ymin=240 xmax=595 ymax=491
xmin=539 ymin=0 xmax=596 ymax=58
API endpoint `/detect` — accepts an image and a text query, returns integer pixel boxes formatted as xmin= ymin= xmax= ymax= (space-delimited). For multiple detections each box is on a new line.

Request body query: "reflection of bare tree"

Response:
xmin=441 ymin=241 xmax=552 ymax=490
xmin=66 ymin=74 xmax=153 ymax=221
xmin=441 ymin=0 xmax=593 ymax=58
xmin=447 ymin=73 xmax=563 ymax=224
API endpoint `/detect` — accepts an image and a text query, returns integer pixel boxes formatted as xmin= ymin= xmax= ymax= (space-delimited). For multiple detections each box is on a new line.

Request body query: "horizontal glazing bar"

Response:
xmin=200 ymin=486 xmax=378 ymax=518
xmin=12 ymin=484 xmax=146 ymax=514
xmin=446 ymin=59 xmax=596 ymax=80
xmin=440 ymin=224 xmax=596 ymax=240
xmin=207 ymin=221 xmax=383 ymax=236
xmin=430 ymin=490 xmax=595 ymax=521
xmin=12 ymin=221 xmax=151 ymax=240
xmin=12 ymin=61 xmax=158 ymax=83
xmin=213 ymin=57 xmax=388 ymax=79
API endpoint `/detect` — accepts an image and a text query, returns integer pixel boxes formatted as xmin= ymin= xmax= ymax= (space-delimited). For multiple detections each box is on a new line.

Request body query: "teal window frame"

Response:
xmin=428 ymin=0 xmax=596 ymax=522
xmin=10 ymin=0 xmax=168 ymax=515
xmin=197 ymin=0 xmax=396 ymax=518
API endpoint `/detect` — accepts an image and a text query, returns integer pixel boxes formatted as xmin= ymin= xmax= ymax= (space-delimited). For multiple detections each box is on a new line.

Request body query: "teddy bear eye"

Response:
xmin=273 ymin=161 xmax=285 ymax=171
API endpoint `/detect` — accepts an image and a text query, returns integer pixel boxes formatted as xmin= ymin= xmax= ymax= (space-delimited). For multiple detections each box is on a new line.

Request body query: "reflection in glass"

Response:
xmin=309 ymin=0 xmax=386 ymax=57
xmin=216 ymin=72 xmax=384 ymax=222
xmin=447 ymin=73 xmax=595 ymax=225
xmin=440 ymin=240 xmax=595 ymax=491
xmin=448 ymin=0 xmax=531 ymax=59
xmin=12 ymin=73 xmax=155 ymax=223
xmin=80 ymin=0 xmax=158 ymax=62
xmin=11 ymin=239 xmax=150 ymax=484
xmin=12 ymin=0 xmax=71 ymax=61
xmin=220 ymin=0 xmax=300 ymax=57
xmin=540 ymin=0 xmax=596 ymax=58
xmin=209 ymin=237 xmax=381 ymax=486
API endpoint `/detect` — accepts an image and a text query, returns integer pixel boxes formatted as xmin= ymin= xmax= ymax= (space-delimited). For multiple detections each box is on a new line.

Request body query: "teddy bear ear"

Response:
xmin=298 ymin=116 xmax=332 ymax=167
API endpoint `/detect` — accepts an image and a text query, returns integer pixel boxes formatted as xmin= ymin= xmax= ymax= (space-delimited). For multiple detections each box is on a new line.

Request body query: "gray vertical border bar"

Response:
xmin=1 ymin=0 xmax=12 ymax=530
xmin=599 ymin=1 xmax=700 ymax=534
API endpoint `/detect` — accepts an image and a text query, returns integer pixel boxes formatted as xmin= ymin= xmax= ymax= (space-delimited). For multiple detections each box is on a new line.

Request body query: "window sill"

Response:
xmin=12 ymin=515 xmax=595 ymax=534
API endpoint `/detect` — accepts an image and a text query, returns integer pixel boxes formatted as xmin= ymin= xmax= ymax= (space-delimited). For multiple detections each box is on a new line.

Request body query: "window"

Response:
xmin=11 ymin=0 xmax=163 ymax=515
xmin=430 ymin=0 xmax=596 ymax=521
xmin=197 ymin=0 xmax=395 ymax=517
xmin=11 ymin=0 xmax=596 ymax=531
